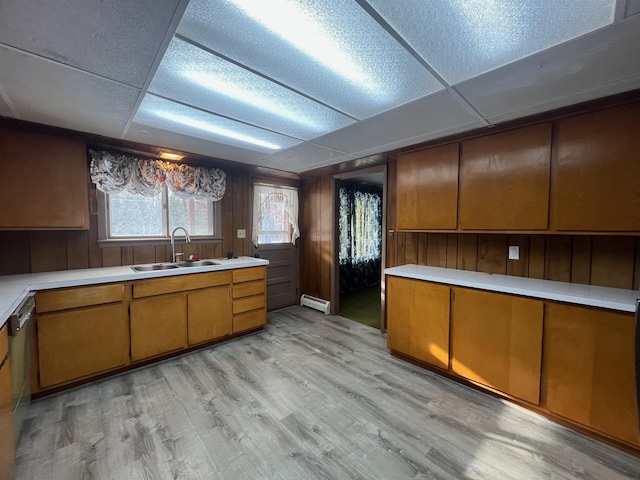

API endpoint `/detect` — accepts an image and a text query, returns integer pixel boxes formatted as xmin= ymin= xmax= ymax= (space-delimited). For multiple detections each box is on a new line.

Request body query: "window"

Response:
xmin=252 ymin=184 xmax=300 ymax=246
xmin=100 ymin=187 xmax=219 ymax=240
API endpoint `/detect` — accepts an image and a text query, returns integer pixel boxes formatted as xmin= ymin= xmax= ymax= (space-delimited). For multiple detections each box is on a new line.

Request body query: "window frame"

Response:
xmin=252 ymin=182 xmax=299 ymax=247
xmin=95 ymin=187 xmax=222 ymax=247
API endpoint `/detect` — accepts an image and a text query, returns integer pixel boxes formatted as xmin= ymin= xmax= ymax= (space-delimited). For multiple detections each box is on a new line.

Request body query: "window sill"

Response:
xmin=98 ymin=237 xmax=223 ymax=248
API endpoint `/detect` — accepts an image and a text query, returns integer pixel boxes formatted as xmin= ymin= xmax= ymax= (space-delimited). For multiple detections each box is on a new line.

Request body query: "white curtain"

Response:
xmin=89 ymin=149 xmax=226 ymax=200
xmin=252 ymin=184 xmax=300 ymax=246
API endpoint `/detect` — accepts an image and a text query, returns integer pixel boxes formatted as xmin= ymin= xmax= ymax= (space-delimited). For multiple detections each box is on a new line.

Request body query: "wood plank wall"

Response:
xmin=0 ymin=168 xmax=252 ymax=275
xmin=299 ymin=175 xmax=333 ymax=301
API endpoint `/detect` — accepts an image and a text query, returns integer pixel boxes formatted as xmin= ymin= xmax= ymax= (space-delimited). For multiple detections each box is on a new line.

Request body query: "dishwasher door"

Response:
xmin=9 ymin=293 xmax=35 ymax=441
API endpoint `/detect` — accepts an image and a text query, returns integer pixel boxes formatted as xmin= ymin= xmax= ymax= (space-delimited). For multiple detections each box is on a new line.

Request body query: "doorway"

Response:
xmin=334 ymin=169 xmax=385 ymax=330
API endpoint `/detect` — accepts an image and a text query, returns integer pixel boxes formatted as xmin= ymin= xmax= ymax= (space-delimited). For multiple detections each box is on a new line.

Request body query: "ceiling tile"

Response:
xmin=149 ymin=38 xmax=355 ymax=140
xmin=177 ymin=0 xmax=443 ymax=120
xmin=0 ymin=86 xmax=13 ymax=117
xmin=257 ymin=142 xmax=358 ymax=173
xmin=125 ymin=123 xmax=266 ymax=165
xmin=627 ymin=0 xmax=640 ymax=17
xmin=456 ymin=14 xmax=640 ymax=123
xmin=312 ymin=91 xmax=484 ymax=156
xmin=0 ymin=0 xmax=181 ymax=88
xmin=134 ymin=94 xmax=302 ymax=154
xmin=368 ymin=0 xmax=615 ymax=84
xmin=0 ymin=46 xmax=140 ymax=138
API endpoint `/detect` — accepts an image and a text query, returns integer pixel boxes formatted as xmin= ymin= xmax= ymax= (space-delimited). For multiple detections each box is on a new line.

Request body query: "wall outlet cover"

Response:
xmin=237 ymin=229 xmax=246 ymax=239
xmin=508 ymin=245 xmax=520 ymax=260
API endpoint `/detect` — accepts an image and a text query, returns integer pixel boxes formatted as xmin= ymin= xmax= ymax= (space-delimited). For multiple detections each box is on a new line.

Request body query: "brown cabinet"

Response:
xmin=188 ymin=286 xmax=232 ymax=345
xmin=0 ymin=127 xmax=89 ymax=230
xmin=542 ymin=303 xmax=639 ymax=445
xmin=130 ymin=295 xmax=187 ymax=362
xmin=459 ymin=124 xmax=551 ymax=230
xmin=550 ymin=103 xmax=640 ymax=232
xmin=0 ymin=325 xmax=15 ymax=480
xmin=396 ymin=143 xmax=459 ymax=230
xmin=451 ymin=288 xmax=544 ymax=404
xmin=387 ymin=276 xmax=450 ymax=369
xmin=37 ymin=303 xmax=130 ymax=388
xmin=232 ymin=267 xmax=267 ymax=333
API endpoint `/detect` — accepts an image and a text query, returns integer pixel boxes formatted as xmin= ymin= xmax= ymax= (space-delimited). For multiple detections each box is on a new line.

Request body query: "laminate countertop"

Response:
xmin=0 ymin=256 xmax=269 ymax=329
xmin=385 ymin=264 xmax=639 ymax=313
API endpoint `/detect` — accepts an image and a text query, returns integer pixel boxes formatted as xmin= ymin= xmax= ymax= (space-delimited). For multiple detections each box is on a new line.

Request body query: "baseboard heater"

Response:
xmin=300 ymin=294 xmax=331 ymax=314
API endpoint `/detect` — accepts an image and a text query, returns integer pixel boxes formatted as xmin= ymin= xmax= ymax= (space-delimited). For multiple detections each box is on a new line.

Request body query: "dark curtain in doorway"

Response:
xmin=338 ymin=184 xmax=382 ymax=293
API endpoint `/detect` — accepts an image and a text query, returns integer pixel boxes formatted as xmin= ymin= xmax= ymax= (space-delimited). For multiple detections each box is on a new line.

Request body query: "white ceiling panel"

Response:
xmin=258 ymin=143 xmax=358 ymax=173
xmin=149 ymin=38 xmax=355 ymax=140
xmin=0 ymin=86 xmax=13 ymax=118
xmin=126 ymin=123 xmax=266 ymax=165
xmin=0 ymin=45 xmax=140 ymax=138
xmin=456 ymin=14 xmax=640 ymax=122
xmin=313 ymin=91 xmax=484 ymax=156
xmin=627 ymin=0 xmax=640 ymax=17
xmin=134 ymin=94 xmax=302 ymax=154
xmin=177 ymin=0 xmax=444 ymax=120
xmin=367 ymin=0 xmax=615 ymax=85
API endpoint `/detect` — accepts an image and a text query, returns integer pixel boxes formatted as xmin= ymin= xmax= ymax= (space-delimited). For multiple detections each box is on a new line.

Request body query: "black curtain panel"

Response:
xmin=338 ymin=184 xmax=382 ymax=293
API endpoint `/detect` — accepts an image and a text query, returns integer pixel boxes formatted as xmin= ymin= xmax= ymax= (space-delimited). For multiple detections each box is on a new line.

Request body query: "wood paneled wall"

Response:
xmin=0 ymin=168 xmax=252 ymax=275
xmin=386 ymin=231 xmax=640 ymax=290
xmin=299 ymin=175 xmax=333 ymax=301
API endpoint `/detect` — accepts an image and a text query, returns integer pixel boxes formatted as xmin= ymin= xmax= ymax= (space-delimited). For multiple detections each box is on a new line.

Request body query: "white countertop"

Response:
xmin=0 ymin=256 xmax=268 ymax=328
xmin=385 ymin=265 xmax=639 ymax=313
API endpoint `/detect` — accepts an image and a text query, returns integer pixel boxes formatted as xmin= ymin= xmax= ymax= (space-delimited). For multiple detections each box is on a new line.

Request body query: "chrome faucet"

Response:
xmin=171 ymin=226 xmax=191 ymax=263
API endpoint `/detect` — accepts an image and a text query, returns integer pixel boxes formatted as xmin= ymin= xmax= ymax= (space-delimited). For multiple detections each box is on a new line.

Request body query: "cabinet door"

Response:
xmin=396 ymin=143 xmax=459 ymax=230
xmin=387 ymin=277 xmax=450 ymax=369
xmin=542 ymin=303 xmax=639 ymax=445
xmin=188 ymin=286 xmax=232 ymax=345
xmin=451 ymin=288 xmax=543 ymax=404
xmin=0 ymin=127 xmax=89 ymax=229
xmin=0 ymin=326 xmax=15 ymax=480
xmin=38 ymin=304 xmax=130 ymax=388
xmin=550 ymin=103 xmax=640 ymax=232
xmin=130 ymin=295 xmax=187 ymax=362
xmin=459 ymin=124 xmax=551 ymax=230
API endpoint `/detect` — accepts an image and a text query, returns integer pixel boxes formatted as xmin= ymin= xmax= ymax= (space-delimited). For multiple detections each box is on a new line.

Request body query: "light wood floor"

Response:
xmin=12 ymin=306 xmax=640 ymax=479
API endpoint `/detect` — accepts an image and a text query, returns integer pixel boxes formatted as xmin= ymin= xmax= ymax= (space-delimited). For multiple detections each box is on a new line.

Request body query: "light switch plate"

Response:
xmin=237 ymin=229 xmax=246 ymax=239
xmin=508 ymin=245 xmax=520 ymax=260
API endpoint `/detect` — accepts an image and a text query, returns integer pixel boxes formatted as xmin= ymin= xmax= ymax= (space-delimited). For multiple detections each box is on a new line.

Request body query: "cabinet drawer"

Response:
xmin=233 ymin=295 xmax=265 ymax=315
xmin=233 ymin=267 xmax=265 ymax=283
xmin=233 ymin=309 xmax=266 ymax=333
xmin=233 ymin=280 xmax=265 ymax=299
xmin=133 ymin=271 xmax=232 ymax=298
xmin=0 ymin=324 xmax=7 ymax=363
xmin=36 ymin=284 xmax=125 ymax=313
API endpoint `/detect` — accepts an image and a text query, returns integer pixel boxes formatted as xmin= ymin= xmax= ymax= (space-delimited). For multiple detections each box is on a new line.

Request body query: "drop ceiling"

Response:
xmin=1 ymin=0 xmax=639 ymax=174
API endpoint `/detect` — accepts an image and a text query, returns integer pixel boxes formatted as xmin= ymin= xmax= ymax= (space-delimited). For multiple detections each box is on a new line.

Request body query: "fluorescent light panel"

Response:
xmin=134 ymin=94 xmax=301 ymax=153
xmin=177 ymin=0 xmax=443 ymax=120
xmin=149 ymin=38 xmax=354 ymax=140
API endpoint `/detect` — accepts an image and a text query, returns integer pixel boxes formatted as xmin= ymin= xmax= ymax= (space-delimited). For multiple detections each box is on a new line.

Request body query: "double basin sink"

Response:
xmin=131 ymin=260 xmax=220 ymax=272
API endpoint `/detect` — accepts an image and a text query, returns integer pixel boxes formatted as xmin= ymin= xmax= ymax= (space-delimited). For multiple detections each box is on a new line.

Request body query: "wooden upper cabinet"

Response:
xmin=0 ymin=127 xmax=89 ymax=230
xmin=459 ymin=124 xmax=552 ymax=230
xmin=550 ymin=102 xmax=640 ymax=232
xmin=396 ymin=143 xmax=459 ymax=230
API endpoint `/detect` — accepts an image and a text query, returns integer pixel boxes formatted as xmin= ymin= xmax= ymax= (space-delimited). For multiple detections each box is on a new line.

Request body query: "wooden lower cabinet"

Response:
xmin=187 ymin=286 xmax=232 ymax=345
xmin=232 ymin=267 xmax=267 ymax=334
xmin=0 ymin=325 xmax=15 ymax=480
xmin=387 ymin=277 xmax=450 ymax=369
xmin=451 ymin=288 xmax=544 ymax=404
xmin=542 ymin=303 xmax=639 ymax=446
xmin=130 ymin=295 xmax=187 ymax=362
xmin=37 ymin=304 xmax=130 ymax=388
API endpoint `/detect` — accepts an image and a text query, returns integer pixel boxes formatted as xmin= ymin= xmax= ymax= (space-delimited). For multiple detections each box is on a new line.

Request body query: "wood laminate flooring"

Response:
xmin=12 ymin=306 xmax=640 ymax=479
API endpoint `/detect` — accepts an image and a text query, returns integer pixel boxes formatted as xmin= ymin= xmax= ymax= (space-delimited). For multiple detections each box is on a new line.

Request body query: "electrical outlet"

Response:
xmin=508 ymin=245 xmax=520 ymax=260
xmin=237 ymin=229 xmax=246 ymax=239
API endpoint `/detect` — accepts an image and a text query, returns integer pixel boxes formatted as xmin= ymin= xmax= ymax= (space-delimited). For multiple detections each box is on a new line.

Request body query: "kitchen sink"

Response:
xmin=176 ymin=260 xmax=216 ymax=267
xmin=131 ymin=263 xmax=180 ymax=272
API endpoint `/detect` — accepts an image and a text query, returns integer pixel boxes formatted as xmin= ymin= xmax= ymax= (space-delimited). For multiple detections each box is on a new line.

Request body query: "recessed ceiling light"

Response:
xmin=159 ymin=151 xmax=184 ymax=161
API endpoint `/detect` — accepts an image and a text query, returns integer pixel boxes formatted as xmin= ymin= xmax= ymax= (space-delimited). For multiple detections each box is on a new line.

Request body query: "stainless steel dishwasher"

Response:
xmin=9 ymin=293 xmax=35 ymax=442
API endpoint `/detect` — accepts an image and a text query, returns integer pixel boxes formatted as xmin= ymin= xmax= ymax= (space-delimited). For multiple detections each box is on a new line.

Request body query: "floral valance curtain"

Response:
xmin=89 ymin=149 xmax=226 ymax=200
xmin=339 ymin=185 xmax=382 ymax=293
